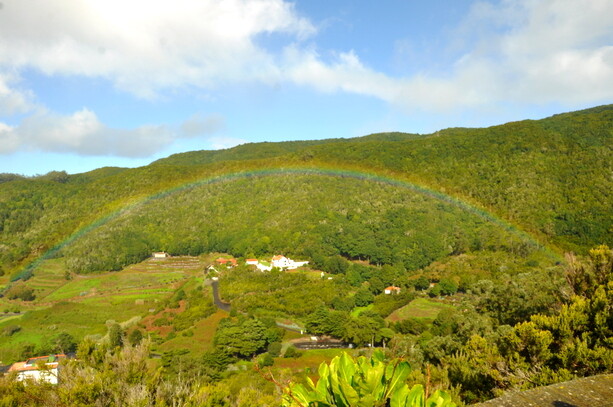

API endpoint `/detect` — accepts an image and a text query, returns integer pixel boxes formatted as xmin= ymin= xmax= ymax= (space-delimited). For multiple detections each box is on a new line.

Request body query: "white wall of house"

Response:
xmin=17 ymin=367 xmax=59 ymax=384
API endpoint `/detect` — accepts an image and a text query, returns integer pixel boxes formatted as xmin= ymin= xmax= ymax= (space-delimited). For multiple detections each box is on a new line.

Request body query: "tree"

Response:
xmin=354 ymin=288 xmax=374 ymax=307
xmin=214 ymin=317 xmax=268 ymax=358
xmin=258 ymin=352 xmax=274 ymax=368
xmin=438 ymin=278 xmax=458 ymax=296
xmin=267 ymin=342 xmax=282 ymax=357
xmin=128 ymin=329 xmax=143 ymax=346
xmin=108 ymin=323 xmax=124 ymax=348
xmin=413 ymin=276 xmax=430 ymax=291
xmin=324 ymin=256 xmax=349 ymax=275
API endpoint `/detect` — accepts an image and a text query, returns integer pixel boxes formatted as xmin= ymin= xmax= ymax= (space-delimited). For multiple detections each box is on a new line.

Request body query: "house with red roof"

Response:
xmin=8 ymin=354 xmax=66 ymax=384
xmin=216 ymin=257 xmax=237 ymax=267
xmin=384 ymin=286 xmax=401 ymax=295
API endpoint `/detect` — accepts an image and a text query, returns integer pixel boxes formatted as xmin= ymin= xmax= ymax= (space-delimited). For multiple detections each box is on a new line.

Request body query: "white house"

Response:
xmin=271 ymin=255 xmax=309 ymax=270
xmin=8 ymin=354 xmax=66 ymax=384
xmin=152 ymin=252 xmax=170 ymax=259
xmin=245 ymin=259 xmax=259 ymax=266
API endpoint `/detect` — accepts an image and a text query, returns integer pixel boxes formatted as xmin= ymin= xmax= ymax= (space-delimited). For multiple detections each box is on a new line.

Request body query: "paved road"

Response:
xmin=210 ymin=280 xmax=231 ymax=312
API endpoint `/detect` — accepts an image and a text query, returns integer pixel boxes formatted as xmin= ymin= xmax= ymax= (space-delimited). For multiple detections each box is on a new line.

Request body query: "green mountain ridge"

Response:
xmin=0 ymin=105 xmax=611 ymax=277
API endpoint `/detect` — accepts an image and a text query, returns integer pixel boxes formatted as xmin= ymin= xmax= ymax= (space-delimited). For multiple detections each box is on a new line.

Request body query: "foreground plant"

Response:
xmin=281 ymin=351 xmax=455 ymax=407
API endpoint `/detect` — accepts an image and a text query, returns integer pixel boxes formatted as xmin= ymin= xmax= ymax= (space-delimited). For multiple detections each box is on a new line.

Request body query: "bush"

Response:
xmin=267 ymin=342 xmax=282 ymax=357
xmin=129 ymin=329 xmax=144 ymax=345
xmin=6 ymin=285 xmax=35 ymax=301
xmin=283 ymin=345 xmax=301 ymax=358
xmin=258 ymin=352 xmax=274 ymax=368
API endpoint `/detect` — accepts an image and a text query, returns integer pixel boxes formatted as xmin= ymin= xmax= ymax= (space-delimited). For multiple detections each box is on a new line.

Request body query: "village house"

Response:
xmin=8 ymin=354 xmax=66 ymax=384
xmin=271 ymin=255 xmax=309 ymax=270
xmin=216 ymin=257 xmax=237 ymax=267
xmin=152 ymin=252 xmax=170 ymax=259
xmin=384 ymin=286 xmax=401 ymax=295
xmin=245 ymin=255 xmax=309 ymax=271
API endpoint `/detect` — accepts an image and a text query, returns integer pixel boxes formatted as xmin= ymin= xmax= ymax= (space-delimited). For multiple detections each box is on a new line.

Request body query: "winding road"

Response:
xmin=210 ymin=280 xmax=231 ymax=312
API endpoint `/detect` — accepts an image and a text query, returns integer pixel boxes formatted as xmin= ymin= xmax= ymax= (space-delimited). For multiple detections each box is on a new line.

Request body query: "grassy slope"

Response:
xmin=0 ymin=257 xmax=206 ymax=363
xmin=386 ymin=298 xmax=455 ymax=322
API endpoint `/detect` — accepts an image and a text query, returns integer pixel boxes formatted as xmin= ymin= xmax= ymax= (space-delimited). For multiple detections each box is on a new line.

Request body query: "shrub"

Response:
xmin=258 ymin=352 xmax=274 ymax=368
xmin=6 ymin=285 xmax=35 ymax=301
xmin=267 ymin=342 xmax=282 ymax=357
xmin=283 ymin=345 xmax=301 ymax=359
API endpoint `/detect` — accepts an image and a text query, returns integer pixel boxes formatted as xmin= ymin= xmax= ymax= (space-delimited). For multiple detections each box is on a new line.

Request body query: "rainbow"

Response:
xmin=13 ymin=166 xmax=561 ymax=280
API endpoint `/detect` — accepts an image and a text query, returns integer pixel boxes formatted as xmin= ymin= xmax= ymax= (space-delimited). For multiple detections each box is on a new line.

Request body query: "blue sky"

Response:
xmin=0 ymin=0 xmax=611 ymax=175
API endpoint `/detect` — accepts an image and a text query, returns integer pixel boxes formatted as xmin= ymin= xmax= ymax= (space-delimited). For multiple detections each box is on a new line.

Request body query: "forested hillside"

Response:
xmin=0 ymin=105 xmax=610 ymax=278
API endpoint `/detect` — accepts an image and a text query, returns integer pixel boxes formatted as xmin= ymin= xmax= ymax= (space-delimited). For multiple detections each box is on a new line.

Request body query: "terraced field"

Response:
xmin=0 ymin=256 xmax=210 ymax=363
xmin=386 ymin=297 xmax=455 ymax=322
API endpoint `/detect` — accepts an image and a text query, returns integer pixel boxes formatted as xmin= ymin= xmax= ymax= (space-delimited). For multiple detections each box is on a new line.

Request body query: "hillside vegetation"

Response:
xmin=0 ymin=105 xmax=611 ymax=406
xmin=0 ymin=105 xmax=610 ymax=278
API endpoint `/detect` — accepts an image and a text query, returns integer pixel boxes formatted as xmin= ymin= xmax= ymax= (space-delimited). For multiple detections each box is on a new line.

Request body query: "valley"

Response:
xmin=0 ymin=105 xmax=610 ymax=405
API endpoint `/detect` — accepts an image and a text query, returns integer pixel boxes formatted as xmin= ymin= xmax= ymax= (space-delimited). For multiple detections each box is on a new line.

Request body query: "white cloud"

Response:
xmin=0 ymin=0 xmax=314 ymax=98
xmin=0 ymin=108 xmax=226 ymax=157
xmin=0 ymin=0 xmax=610 ymax=127
xmin=0 ymin=72 xmax=33 ymax=115
xmin=283 ymin=0 xmax=613 ymax=111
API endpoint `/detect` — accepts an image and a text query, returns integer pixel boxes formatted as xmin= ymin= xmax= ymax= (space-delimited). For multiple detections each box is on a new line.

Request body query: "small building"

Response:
xmin=216 ymin=258 xmax=237 ymax=267
xmin=152 ymin=252 xmax=169 ymax=259
xmin=271 ymin=255 xmax=309 ymax=270
xmin=8 ymin=354 xmax=67 ymax=384
xmin=384 ymin=286 xmax=401 ymax=295
xmin=245 ymin=259 xmax=259 ymax=266
xmin=271 ymin=255 xmax=291 ymax=269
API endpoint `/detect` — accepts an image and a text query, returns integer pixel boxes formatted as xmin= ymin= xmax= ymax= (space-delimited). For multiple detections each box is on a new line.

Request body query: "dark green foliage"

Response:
xmin=353 ymin=288 xmax=374 ymax=307
xmin=219 ymin=266 xmax=345 ymax=317
xmin=330 ymin=295 xmax=355 ymax=311
xmin=413 ymin=276 xmax=430 ymax=290
xmin=6 ymin=285 xmax=35 ymax=301
xmin=323 ymin=255 xmax=349 ymax=274
xmin=108 ymin=323 xmax=124 ymax=348
xmin=214 ymin=317 xmax=268 ymax=358
xmin=394 ymin=318 xmax=429 ymax=335
xmin=128 ymin=329 xmax=143 ymax=346
xmin=2 ymin=105 xmax=609 ymax=277
xmin=267 ymin=342 xmax=282 ymax=357
xmin=372 ymin=290 xmax=415 ymax=317
xmin=258 ymin=352 xmax=274 ymax=368
xmin=437 ymin=278 xmax=459 ymax=296
xmin=283 ymin=345 xmax=301 ymax=358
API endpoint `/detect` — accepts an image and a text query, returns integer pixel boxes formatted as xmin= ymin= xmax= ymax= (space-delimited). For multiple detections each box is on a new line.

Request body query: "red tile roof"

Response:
xmin=9 ymin=354 xmax=66 ymax=372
